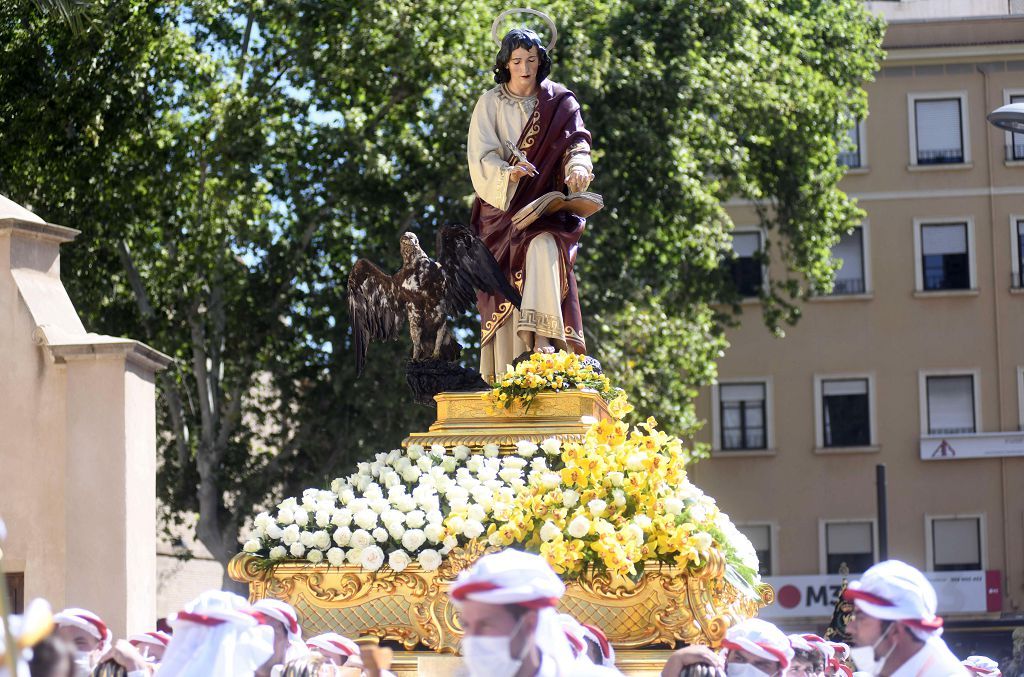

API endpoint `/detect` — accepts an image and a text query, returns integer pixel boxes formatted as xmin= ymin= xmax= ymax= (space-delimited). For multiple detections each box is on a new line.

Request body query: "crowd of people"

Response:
xmin=1 ymin=551 xmax=1006 ymax=676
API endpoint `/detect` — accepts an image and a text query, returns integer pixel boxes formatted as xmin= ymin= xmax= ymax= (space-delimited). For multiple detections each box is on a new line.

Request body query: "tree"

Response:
xmin=0 ymin=0 xmax=883 ymax=585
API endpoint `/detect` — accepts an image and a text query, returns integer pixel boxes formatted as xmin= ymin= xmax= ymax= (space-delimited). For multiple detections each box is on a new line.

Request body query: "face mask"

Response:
xmin=462 ymin=617 xmax=527 ymax=677
xmin=71 ymin=651 xmax=93 ymax=677
xmin=850 ymin=623 xmax=896 ymax=674
xmin=725 ymin=664 xmax=775 ymax=677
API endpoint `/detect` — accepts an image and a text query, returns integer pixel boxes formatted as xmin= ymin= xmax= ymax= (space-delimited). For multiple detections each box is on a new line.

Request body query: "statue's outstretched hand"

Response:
xmin=508 ymin=160 xmax=537 ymax=183
xmin=566 ymin=165 xmax=593 ymax=194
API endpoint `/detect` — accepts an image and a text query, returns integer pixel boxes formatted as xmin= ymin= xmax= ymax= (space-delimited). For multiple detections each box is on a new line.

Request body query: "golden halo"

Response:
xmin=490 ymin=8 xmax=558 ymax=52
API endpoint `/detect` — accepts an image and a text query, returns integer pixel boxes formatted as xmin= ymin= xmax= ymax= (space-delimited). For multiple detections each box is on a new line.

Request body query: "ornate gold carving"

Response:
xmin=404 ymin=390 xmax=611 ymax=451
xmin=230 ymin=549 xmax=770 ymax=653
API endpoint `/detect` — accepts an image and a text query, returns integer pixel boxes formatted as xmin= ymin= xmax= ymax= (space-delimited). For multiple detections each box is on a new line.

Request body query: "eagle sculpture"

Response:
xmin=348 ymin=224 xmax=522 ymax=378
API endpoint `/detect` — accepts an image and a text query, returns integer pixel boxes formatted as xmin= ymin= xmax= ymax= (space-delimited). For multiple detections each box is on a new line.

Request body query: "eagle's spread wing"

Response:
xmin=348 ymin=259 xmax=406 ymax=376
xmin=437 ymin=224 xmax=523 ymax=314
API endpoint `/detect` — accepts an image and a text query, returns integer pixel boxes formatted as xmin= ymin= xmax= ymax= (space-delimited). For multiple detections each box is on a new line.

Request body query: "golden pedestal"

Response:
xmin=232 ymin=390 xmax=771 ymax=674
xmin=402 ymin=390 xmax=611 ymax=450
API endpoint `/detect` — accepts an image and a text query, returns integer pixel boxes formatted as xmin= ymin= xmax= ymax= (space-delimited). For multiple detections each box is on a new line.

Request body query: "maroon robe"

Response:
xmin=472 ymin=80 xmax=591 ymax=354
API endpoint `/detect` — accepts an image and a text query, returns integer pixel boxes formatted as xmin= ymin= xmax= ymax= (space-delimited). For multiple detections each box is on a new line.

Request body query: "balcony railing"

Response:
xmin=916 ymin=149 xmax=964 ymax=165
xmin=839 ymin=150 xmax=861 ymax=168
xmin=828 ymin=277 xmax=866 ymax=295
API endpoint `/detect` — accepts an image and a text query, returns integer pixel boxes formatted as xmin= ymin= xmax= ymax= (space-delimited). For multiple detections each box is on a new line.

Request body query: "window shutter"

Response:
xmin=720 ymin=383 xmax=764 ymax=402
xmin=927 ymin=376 xmax=975 ymax=433
xmin=921 ymin=224 xmax=967 ymax=255
xmin=827 ymin=523 xmax=872 ymax=554
xmin=916 ymin=99 xmax=963 ymax=157
xmin=823 ymin=379 xmax=867 ymax=396
xmin=933 ymin=518 xmax=980 ymax=568
xmin=732 ymin=232 xmax=761 ymax=258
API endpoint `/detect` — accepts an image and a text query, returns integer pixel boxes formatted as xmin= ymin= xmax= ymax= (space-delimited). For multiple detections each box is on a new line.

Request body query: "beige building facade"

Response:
xmin=692 ymin=4 xmax=1024 ymax=640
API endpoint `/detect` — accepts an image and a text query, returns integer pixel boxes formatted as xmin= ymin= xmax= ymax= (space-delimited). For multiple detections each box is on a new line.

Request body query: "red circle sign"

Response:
xmin=778 ymin=584 xmax=801 ymax=609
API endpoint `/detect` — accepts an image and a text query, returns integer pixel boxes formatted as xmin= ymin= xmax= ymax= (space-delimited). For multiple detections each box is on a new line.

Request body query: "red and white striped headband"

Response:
xmin=449 ymin=580 xmax=560 ymax=609
xmin=53 ymin=608 xmax=110 ymax=643
xmin=128 ymin=631 xmax=171 ymax=648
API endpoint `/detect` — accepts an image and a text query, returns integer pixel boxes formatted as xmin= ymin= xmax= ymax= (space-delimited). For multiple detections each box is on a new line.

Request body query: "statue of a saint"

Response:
xmin=468 ymin=12 xmax=595 ymax=381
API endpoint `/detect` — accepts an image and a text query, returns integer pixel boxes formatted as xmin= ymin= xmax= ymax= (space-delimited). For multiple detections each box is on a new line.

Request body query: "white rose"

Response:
xmin=388 ymin=549 xmax=412 ymax=572
xmin=563 ymin=490 xmax=580 ymax=508
xmin=327 ymin=547 xmax=346 ymax=567
xmin=243 ymin=539 xmax=261 ymax=553
xmin=364 ymin=483 xmax=384 ymax=500
xmin=441 ymin=456 xmax=458 ymax=473
xmin=361 ymin=546 xmax=385 ymax=571
xmin=424 ymin=523 xmax=445 ymax=544
xmin=347 ymin=548 xmax=364 ymax=565
xmin=515 ymin=440 xmax=538 ymax=457
xmin=279 ymin=497 xmax=298 ymax=510
xmin=430 ymin=443 xmax=446 ymax=456
xmin=503 ymin=457 xmax=528 ymax=470
xmin=453 ymin=445 xmax=471 ymax=460
xmin=354 ymin=509 xmax=378 ymax=530
xmin=313 ymin=530 xmax=331 ymax=550
xmin=607 ymin=472 xmax=624 ymax=487
xmin=466 ymin=457 xmax=484 ymax=473
xmin=338 ymin=489 xmax=356 ymax=505
xmin=401 ymin=466 xmax=422 ymax=483
xmin=440 ymin=536 xmax=458 ymax=555
xmin=482 ymin=443 xmax=500 ymax=458
xmin=418 ymin=548 xmax=442 ymax=571
xmin=307 ymin=549 xmax=324 ymax=564
xmin=300 ymin=531 xmax=315 ymax=548
xmin=463 ymin=520 xmax=485 ymax=539
xmin=467 ymin=504 xmax=487 ymax=523
xmin=626 ymin=523 xmax=644 ymax=542
xmin=664 ymin=497 xmax=684 ymax=515
xmin=270 ymin=545 xmax=287 ymax=560
xmin=530 ymin=457 xmax=548 ymax=471
xmin=289 ymin=542 xmax=306 ymax=558
xmin=349 ymin=498 xmax=369 ymax=513
xmin=372 ymin=527 xmax=388 ymax=542
xmin=612 ymin=489 xmax=627 ymax=507
xmin=333 ymin=527 xmax=352 ymax=547
xmin=383 ymin=471 xmax=402 ymax=489
xmin=282 ymin=524 xmax=301 ymax=545
xmin=540 ymin=438 xmax=562 ymax=455
xmin=332 ymin=508 xmax=353 ymax=527
xmin=634 ymin=514 xmax=653 ymax=530
xmin=416 ymin=456 xmax=433 ymax=472
xmin=405 ymin=510 xmax=426 ymax=529
xmin=626 ymin=454 xmax=645 ymax=471
xmin=447 ymin=516 xmax=465 ymax=535
xmin=402 ymin=529 xmax=427 ymax=551
xmin=331 ymin=478 xmax=344 ymax=494
xmin=387 ymin=523 xmax=406 ymax=541
xmin=542 ymin=473 xmax=561 ymax=490
xmin=350 ymin=529 xmax=374 ymax=549
xmin=293 ymin=508 xmax=309 ymax=527
xmin=540 ymin=521 xmax=561 ymax=542
xmin=277 ymin=507 xmax=295 ymax=525
xmin=407 ymin=444 xmax=423 ymax=460
xmin=265 ymin=523 xmax=283 ymax=540
xmin=491 ymin=502 xmax=512 ymax=521
xmin=690 ymin=504 xmax=708 ymax=523
xmin=370 ymin=498 xmax=390 ymax=514
xmin=395 ymin=494 xmax=417 ymax=513
xmin=567 ymin=515 xmax=591 ymax=539
xmin=426 ymin=509 xmax=444 ymax=524
xmin=498 ymin=467 xmax=522 ymax=482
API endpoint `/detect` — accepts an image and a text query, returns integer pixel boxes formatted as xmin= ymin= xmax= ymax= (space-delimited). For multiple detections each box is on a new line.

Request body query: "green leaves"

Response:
xmin=0 ymin=0 xmax=882 ymax=573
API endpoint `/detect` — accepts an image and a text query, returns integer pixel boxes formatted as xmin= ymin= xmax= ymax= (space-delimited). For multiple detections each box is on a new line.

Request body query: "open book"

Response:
xmin=511 ymin=191 xmax=604 ymax=232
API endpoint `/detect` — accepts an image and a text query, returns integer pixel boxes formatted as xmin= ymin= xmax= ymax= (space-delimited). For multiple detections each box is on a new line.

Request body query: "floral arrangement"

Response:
xmin=243 ymin=388 xmax=761 ymax=595
xmin=483 ymin=351 xmax=628 ymax=413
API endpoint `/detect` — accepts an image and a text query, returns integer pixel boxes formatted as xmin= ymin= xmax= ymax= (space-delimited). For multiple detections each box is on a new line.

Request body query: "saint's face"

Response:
xmin=507 ymin=46 xmax=539 ymax=94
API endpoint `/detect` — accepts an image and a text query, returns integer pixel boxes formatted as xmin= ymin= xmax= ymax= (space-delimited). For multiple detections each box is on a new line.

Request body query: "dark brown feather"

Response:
xmin=348 ymin=258 xmax=406 ymax=376
xmin=437 ymin=224 xmax=523 ymax=313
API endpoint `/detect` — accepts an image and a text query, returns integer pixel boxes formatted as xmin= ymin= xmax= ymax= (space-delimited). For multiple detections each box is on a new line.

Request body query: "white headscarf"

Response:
xmin=159 ymin=590 xmax=274 ymax=677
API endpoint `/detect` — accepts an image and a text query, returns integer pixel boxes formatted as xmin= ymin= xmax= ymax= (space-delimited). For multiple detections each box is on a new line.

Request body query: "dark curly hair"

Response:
xmin=493 ymin=28 xmax=552 ymax=84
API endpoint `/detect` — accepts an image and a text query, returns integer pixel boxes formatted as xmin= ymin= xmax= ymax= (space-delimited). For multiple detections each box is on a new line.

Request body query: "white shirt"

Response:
xmin=889 ymin=637 xmax=969 ymax=677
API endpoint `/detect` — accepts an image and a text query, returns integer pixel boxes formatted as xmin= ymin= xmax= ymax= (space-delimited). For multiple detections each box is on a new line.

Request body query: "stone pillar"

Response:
xmin=0 ymin=195 xmax=171 ymax=638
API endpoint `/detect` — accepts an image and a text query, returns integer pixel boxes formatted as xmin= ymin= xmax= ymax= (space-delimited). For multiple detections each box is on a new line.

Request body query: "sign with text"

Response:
xmin=920 ymin=432 xmax=1024 ymax=460
xmin=760 ymin=570 xmax=1001 ymax=619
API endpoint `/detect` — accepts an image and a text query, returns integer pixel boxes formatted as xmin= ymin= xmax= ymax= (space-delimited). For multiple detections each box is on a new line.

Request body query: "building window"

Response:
xmin=738 ymin=524 xmax=772 ymax=576
xmin=1016 ymin=219 xmax=1024 ymax=289
xmin=1009 ymin=94 xmax=1024 ymax=161
xmin=913 ymin=97 xmax=965 ymax=165
xmin=825 ymin=521 xmax=875 ymax=574
xmin=926 ymin=374 xmax=976 ymax=435
xmin=920 ymin=222 xmax=970 ymax=291
xmin=929 ymin=516 xmax=982 ymax=571
xmin=821 ymin=378 xmax=871 ymax=447
xmin=5 ymin=573 xmax=23 ymax=614
xmin=730 ymin=231 xmax=764 ymax=297
xmin=829 ymin=226 xmax=866 ymax=295
xmin=719 ymin=382 xmax=767 ymax=450
xmin=840 ymin=120 xmax=863 ymax=168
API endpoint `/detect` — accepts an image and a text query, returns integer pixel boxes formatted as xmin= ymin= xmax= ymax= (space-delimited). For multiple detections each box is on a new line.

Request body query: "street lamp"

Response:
xmin=987 ymin=102 xmax=1024 ymax=133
